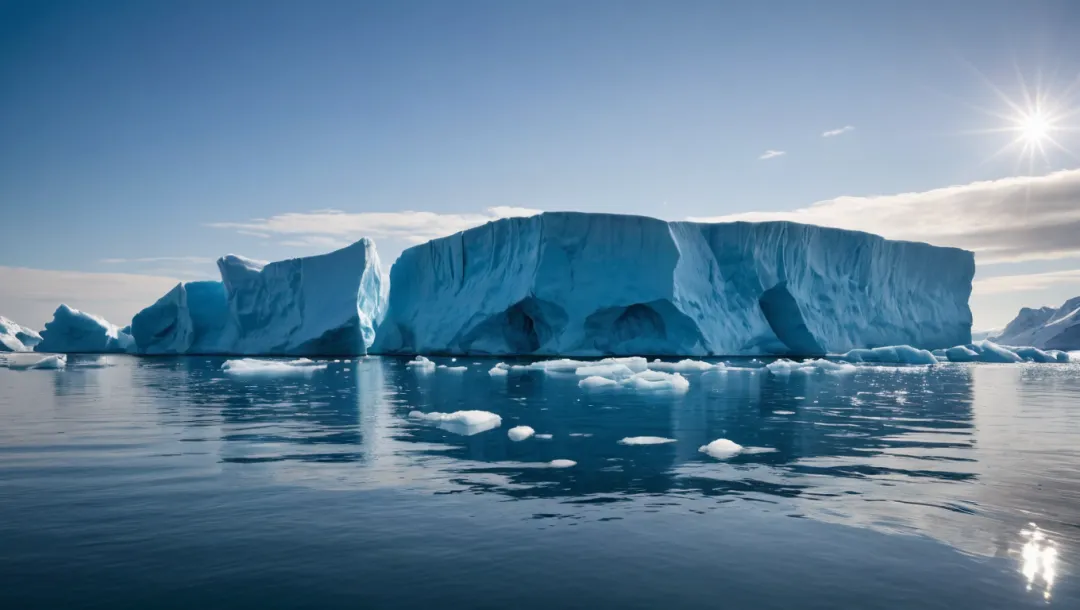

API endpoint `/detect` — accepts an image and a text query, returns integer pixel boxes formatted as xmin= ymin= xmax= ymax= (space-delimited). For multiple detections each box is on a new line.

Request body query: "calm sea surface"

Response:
xmin=1 ymin=355 xmax=1078 ymax=609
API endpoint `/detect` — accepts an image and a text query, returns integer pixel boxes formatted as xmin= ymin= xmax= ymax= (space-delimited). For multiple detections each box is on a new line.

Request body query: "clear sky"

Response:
xmin=2 ymin=0 xmax=1080 ymax=329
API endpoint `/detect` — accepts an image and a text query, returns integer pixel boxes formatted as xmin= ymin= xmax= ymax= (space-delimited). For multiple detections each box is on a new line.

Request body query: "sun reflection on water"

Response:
xmin=1020 ymin=524 xmax=1058 ymax=601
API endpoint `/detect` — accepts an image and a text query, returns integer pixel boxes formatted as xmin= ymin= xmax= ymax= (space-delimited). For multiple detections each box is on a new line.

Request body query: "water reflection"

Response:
xmin=113 ymin=355 xmax=1080 ymax=599
xmin=1021 ymin=525 xmax=1059 ymax=600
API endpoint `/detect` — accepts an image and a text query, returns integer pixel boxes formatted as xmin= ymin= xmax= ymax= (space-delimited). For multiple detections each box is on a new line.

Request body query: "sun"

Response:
xmin=1019 ymin=110 xmax=1051 ymax=143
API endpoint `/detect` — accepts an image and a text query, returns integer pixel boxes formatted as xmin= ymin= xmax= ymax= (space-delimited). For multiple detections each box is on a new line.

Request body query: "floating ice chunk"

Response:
xmin=618 ymin=370 xmax=690 ymax=392
xmin=574 ymin=363 xmax=635 ymax=378
xmin=648 ymin=359 xmax=718 ymax=372
xmin=5 ymin=354 xmax=67 ymax=370
xmin=406 ymin=355 xmax=436 ymax=372
xmin=438 ymin=365 xmax=468 ymax=372
xmin=766 ymin=358 xmax=856 ymax=375
xmin=945 ymin=345 xmax=979 ymax=362
xmin=534 ymin=433 xmax=553 ymax=440
xmin=962 ymin=340 xmax=1023 ymax=363
xmin=579 ymin=375 xmax=618 ymax=389
xmin=618 ymin=436 xmax=676 ymax=445
xmin=1010 ymin=346 xmax=1058 ymax=363
xmin=507 ymin=426 xmax=535 ymax=441
xmin=548 ymin=459 xmax=576 ymax=468
xmin=409 ymin=410 xmax=502 ymax=435
xmin=840 ymin=345 xmax=937 ymax=365
xmin=488 ymin=363 xmax=510 ymax=376
xmin=221 ymin=358 xmax=327 ymax=375
xmin=699 ymin=439 xmax=743 ymax=459
xmin=569 ymin=433 xmax=592 ymax=437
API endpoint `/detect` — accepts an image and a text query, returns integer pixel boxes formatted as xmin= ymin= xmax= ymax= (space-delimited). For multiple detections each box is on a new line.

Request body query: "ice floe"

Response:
xmin=408 ymin=410 xmax=502 ymax=435
xmin=507 ymin=426 xmax=535 ymax=441
xmin=221 ymin=358 xmax=327 ymax=375
xmin=618 ymin=436 xmax=676 ymax=445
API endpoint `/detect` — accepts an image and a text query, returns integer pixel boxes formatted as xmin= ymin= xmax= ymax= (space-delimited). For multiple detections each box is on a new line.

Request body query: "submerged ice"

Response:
xmin=373 ymin=212 xmax=974 ymax=357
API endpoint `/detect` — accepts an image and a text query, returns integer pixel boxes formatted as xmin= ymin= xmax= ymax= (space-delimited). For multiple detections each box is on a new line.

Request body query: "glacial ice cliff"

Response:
xmin=130 ymin=239 xmax=387 ymax=356
xmin=130 ymin=281 xmax=234 ymax=354
xmin=993 ymin=296 xmax=1080 ymax=350
xmin=372 ymin=212 xmax=975 ymax=356
xmin=0 ymin=316 xmax=41 ymax=352
xmin=35 ymin=304 xmax=135 ymax=354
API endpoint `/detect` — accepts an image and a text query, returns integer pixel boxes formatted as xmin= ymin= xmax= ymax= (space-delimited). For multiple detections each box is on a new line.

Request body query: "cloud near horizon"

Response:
xmin=822 ymin=125 xmax=855 ymax=137
xmin=689 ymin=169 xmax=1080 ymax=265
xmin=759 ymin=150 xmax=786 ymax=160
xmin=0 ymin=266 xmax=181 ymax=329
xmin=972 ymin=268 xmax=1080 ymax=295
xmin=209 ymin=206 xmax=542 ymax=250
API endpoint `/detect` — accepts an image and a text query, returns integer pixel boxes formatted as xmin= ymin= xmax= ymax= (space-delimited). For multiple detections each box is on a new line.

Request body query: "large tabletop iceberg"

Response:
xmin=35 ymin=305 xmax=135 ymax=354
xmin=373 ymin=212 xmax=975 ymax=356
xmin=130 ymin=238 xmax=387 ymax=356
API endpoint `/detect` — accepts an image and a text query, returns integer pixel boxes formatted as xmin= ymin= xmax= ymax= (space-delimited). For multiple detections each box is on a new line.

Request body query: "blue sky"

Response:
xmin=2 ymin=0 xmax=1080 ymax=329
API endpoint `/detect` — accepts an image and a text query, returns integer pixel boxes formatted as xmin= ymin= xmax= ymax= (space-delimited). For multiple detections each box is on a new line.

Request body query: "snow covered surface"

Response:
xmin=221 ymin=358 xmax=328 ymax=375
xmin=373 ymin=212 xmax=974 ymax=356
xmin=507 ymin=426 xmax=535 ymax=441
xmin=993 ymin=297 xmax=1080 ymax=350
xmin=0 ymin=316 xmax=40 ymax=352
xmin=35 ymin=305 xmax=134 ymax=354
xmin=618 ymin=436 xmax=676 ymax=445
xmin=408 ymin=410 xmax=502 ymax=435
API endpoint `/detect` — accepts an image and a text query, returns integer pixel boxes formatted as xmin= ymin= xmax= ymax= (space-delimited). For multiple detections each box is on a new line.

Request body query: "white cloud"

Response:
xmin=0 ymin=267 xmax=181 ymax=329
xmin=822 ymin=125 xmax=855 ymax=137
xmin=759 ymin=150 xmax=786 ymax=160
xmin=209 ymin=206 xmax=543 ymax=247
xmin=100 ymin=256 xmax=214 ymax=264
xmin=689 ymin=168 xmax=1080 ymax=264
xmin=973 ymin=268 xmax=1080 ymax=295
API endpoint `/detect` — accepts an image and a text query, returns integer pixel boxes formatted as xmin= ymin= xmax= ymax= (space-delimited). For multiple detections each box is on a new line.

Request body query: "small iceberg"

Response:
xmin=408 ymin=410 xmax=502 ymax=436
xmin=578 ymin=369 xmax=690 ymax=392
xmin=698 ymin=439 xmax=775 ymax=460
xmin=548 ymin=459 xmax=576 ymax=468
xmin=221 ymin=358 xmax=327 ymax=375
xmin=406 ymin=355 xmax=436 ymax=372
xmin=647 ymin=359 xmax=719 ymax=372
xmin=437 ymin=365 xmax=468 ymax=372
xmin=618 ymin=436 xmax=676 ymax=445
xmin=488 ymin=363 xmax=510 ymax=376
xmin=507 ymin=426 xmax=535 ymax=441
xmin=840 ymin=345 xmax=937 ymax=365
xmin=5 ymin=354 xmax=67 ymax=370
xmin=766 ymin=359 xmax=857 ymax=376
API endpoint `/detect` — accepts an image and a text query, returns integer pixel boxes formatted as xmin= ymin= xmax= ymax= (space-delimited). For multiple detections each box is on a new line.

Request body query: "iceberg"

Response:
xmin=35 ymin=305 xmax=134 ymax=354
xmin=408 ymin=410 xmax=502 ymax=435
xmin=839 ymin=345 xmax=937 ymax=365
xmin=220 ymin=357 xmax=328 ymax=375
xmin=130 ymin=239 xmax=387 ymax=356
xmin=0 ymin=316 xmax=40 ymax=352
xmin=5 ymin=354 xmax=67 ymax=370
xmin=507 ymin=426 xmax=535 ymax=441
xmin=130 ymin=281 xmax=233 ymax=354
xmin=373 ymin=213 xmax=974 ymax=356
xmin=218 ymin=239 xmax=387 ymax=356
xmin=993 ymin=297 xmax=1080 ymax=350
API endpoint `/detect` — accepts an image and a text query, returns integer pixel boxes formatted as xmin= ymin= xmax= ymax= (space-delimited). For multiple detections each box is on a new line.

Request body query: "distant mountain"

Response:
xmin=993 ymin=297 xmax=1080 ymax=350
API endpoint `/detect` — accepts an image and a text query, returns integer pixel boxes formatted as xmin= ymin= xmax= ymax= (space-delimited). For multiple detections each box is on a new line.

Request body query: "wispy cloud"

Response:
xmin=0 ymin=267 xmax=181 ymax=329
xmin=759 ymin=150 xmax=786 ymax=160
xmin=689 ymin=168 xmax=1080 ymax=264
xmin=209 ymin=206 xmax=543 ymax=248
xmin=973 ymin=269 xmax=1080 ymax=295
xmin=822 ymin=125 xmax=855 ymax=137
xmin=100 ymin=256 xmax=214 ymax=265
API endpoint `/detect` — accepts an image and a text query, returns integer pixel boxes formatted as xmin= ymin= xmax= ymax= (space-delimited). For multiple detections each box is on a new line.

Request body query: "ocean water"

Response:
xmin=1 ymin=355 xmax=1078 ymax=609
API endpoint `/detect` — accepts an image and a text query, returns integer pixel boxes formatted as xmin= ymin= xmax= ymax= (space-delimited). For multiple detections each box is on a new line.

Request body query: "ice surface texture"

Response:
xmin=35 ymin=305 xmax=134 ymax=354
xmin=994 ymin=297 xmax=1080 ymax=350
xmin=131 ymin=239 xmax=387 ymax=356
xmin=373 ymin=213 xmax=974 ymax=356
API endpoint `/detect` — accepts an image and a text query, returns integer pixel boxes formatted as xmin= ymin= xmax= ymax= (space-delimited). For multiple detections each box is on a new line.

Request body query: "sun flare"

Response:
xmin=1019 ymin=110 xmax=1051 ymax=144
